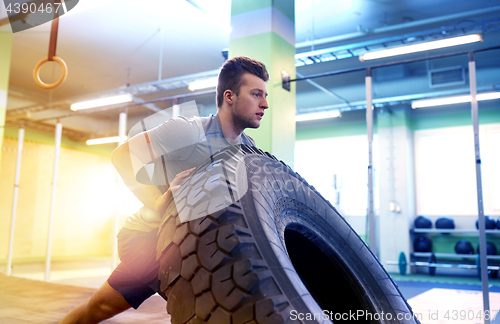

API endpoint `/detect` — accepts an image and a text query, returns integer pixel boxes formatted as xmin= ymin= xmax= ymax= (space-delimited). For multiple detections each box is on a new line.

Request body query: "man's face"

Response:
xmin=231 ymin=73 xmax=269 ymax=130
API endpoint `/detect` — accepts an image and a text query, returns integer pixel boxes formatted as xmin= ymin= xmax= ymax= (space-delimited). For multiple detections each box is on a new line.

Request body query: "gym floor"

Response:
xmin=1 ymin=259 xmax=499 ymax=323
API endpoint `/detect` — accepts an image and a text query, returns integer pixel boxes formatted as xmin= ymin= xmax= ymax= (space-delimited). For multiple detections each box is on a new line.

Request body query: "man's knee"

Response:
xmin=85 ymin=282 xmax=131 ymax=320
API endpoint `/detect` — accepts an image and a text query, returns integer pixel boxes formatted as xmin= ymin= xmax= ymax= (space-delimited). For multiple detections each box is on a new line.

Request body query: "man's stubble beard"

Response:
xmin=231 ymin=102 xmax=259 ymax=131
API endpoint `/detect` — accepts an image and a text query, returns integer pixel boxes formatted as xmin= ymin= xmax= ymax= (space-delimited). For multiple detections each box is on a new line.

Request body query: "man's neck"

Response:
xmin=217 ymin=110 xmax=243 ymax=143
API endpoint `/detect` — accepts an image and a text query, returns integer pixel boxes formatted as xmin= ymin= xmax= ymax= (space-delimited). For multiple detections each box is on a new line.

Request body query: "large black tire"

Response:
xmin=156 ymin=145 xmax=418 ymax=324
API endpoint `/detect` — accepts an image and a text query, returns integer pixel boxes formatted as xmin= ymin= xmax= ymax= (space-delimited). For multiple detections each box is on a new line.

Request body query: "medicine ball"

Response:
xmin=414 ymin=216 xmax=432 ymax=229
xmin=477 ymin=242 xmax=498 ymax=256
xmin=455 ymin=240 xmax=474 ymax=254
xmin=413 ymin=236 xmax=432 ymax=252
xmin=475 ymin=216 xmax=496 ymax=229
xmin=435 ymin=217 xmax=455 ymax=229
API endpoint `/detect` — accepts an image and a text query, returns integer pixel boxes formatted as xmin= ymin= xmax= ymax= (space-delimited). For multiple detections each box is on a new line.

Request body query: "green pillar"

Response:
xmin=0 ymin=30 xmax=13 ymax=161
xmin=229 ymin=0 xmax=296 ymax=168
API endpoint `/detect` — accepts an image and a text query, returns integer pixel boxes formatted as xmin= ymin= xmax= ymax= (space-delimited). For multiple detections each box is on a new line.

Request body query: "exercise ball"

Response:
xmin=455 ymin=240 xmax=474 ymax=254
xmin=413 ymin=236 xmax=432 ymax=252
xmin=435 ymin=217 xmax=455 ymax=229
xmin=414 ymin=216 xmax=432 ymax=229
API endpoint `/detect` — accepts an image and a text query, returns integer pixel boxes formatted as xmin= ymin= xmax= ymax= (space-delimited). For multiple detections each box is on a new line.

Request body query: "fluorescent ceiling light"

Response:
xmin=360 ymin=34 xmax=482 ymax=61
xmin=412 ymin=92 xmax=500 ymax=109
xmin=188 ymin=77 xmax=218 ymax=91
xmin=86 ymin=136 xmax=127 ymax=145
xmin=71 ymin=94 xmax=133 ymax=111
xmin=295 ymin=110 xmax=341 ymax=122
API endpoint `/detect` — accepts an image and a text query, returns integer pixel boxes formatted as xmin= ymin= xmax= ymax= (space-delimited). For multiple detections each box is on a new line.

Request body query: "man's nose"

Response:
xmin=261 ymin=97 xmax=269 ymax=109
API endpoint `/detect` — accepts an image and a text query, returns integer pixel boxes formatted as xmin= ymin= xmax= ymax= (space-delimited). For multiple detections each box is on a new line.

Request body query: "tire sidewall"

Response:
xmin=239 ymin=154 xmax=415 ymax=323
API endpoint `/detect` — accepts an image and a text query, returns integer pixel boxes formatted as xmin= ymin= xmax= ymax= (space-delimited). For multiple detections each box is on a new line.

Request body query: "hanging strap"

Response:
xmin=33 ymin=1 xmax=67 ymax=90
xmin=48 ymin=17 xmax=59 ymax=61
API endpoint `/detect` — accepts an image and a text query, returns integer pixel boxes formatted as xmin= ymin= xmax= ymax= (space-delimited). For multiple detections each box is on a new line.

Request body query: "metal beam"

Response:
xmin=132 ymin=96 xmax=162 ymax=113
xmin=45 ymin=121 xmax=62 ymax=282
xmin=35 ymin=88 xmax=216 ymax=122
xmin=8 ymin=69 xmax=220 ymax=117
xmin=7 ymin=127 xmax=24 ymax=276
xmin=111 ymin=69 xmax=219 ymax=96
xmin=6 ymin=101 xmax=69 ymax=118
xmin=5 ymin=119 xmax=90 ymax=141
xmin=6 ymin=119 xmax=86 ymax=139
xmin=469 ymin=51 xmax=490 ymax=324
xmin=111 ymin=111 xmax=127 ymax=270
xmin=296 ymin=72 xmax=353 ymax=109
xmin=365 ymin=68 xmax=376 ymax=255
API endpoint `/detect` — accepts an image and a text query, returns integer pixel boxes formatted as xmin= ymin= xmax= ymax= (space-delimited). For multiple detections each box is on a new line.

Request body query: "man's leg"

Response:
xmin=59 ymin=280 xmax=131 ymax=324
xmin=59 ymin=227 xmax=159 ymax=324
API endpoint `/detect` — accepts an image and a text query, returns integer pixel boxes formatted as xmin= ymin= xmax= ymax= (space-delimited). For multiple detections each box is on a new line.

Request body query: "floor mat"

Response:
xmin=396 ymin=280 xmax=500 ymax=299
xmin=407 ymin=288 xmax=500 ymax=324
xmin=0 ymin=273 xmax=170 ymax=324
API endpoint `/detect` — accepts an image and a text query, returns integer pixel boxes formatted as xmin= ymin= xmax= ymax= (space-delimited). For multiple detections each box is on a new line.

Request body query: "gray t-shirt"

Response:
xmin=123 ymin=114 xmax=255 ymax=231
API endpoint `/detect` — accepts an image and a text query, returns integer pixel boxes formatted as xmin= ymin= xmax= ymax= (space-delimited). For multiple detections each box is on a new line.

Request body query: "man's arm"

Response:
xmin=111 ymin=132 xmax=193 ymax=215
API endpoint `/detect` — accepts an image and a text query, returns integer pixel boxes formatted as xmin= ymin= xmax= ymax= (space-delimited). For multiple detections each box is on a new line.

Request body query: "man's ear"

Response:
xmin=223 ymin=90 xmax=234 ymax=105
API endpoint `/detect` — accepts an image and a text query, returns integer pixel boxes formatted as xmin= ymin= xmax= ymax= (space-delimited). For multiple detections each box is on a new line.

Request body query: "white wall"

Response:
xmin=294 ymin=135 xmax=379 ymax=236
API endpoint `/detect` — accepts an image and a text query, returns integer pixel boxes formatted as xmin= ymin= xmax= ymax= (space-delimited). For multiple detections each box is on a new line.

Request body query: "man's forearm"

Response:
xmin=111 ymin=142 xmax=167 ymax=211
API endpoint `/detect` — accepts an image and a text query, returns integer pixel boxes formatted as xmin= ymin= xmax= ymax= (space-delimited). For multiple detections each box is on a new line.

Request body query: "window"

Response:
xmin=295 ymin=135 xmax=378 ymax=216
xmin=484 ymin=126 xmax=500 ymax=212
xmin=414 ymin=124 xmax=500 ymax=216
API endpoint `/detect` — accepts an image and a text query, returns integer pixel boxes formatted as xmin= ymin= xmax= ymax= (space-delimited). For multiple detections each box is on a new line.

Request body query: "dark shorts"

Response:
xmin=107 ymin=227 xmax=161 ymax=309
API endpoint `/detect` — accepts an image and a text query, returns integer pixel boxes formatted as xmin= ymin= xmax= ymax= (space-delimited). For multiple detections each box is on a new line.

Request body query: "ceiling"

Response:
xmin=2 ymin=0 xmax=500 ymax=141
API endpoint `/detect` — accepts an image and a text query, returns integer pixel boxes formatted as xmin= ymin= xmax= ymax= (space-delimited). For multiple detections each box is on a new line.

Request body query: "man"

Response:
xmin=60 ymin=56 xmax=269 ymax=323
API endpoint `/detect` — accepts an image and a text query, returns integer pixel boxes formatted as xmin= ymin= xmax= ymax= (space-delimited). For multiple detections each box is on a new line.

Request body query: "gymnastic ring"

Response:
xmin=33 ymin=56 xmax=68 ymax=90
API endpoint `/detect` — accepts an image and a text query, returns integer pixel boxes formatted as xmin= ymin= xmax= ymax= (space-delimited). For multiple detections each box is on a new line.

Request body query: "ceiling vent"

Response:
xmin=428 ymin=66 xmax=466 ymax=88
xmin=374 ymin=65 xmax=407 ymax=81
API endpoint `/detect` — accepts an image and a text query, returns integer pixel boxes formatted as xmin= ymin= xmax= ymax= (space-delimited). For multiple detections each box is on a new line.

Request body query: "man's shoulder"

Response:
xmin=241 ymin=132 xmax=256 ymax=147
xmin=157 ymin=115 xmax=201 ymax=134
xmin=148 ymin=115 xmax=202 ymax=153
xmin=198 ymin=114 xmax=217 ymax=127
xmin=171 ymin=115 xmax=199 ymax=126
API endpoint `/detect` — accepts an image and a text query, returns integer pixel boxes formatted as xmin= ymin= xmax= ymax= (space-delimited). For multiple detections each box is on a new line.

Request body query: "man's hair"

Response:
xmin=216 ymin=56 xmax=269 ymax=108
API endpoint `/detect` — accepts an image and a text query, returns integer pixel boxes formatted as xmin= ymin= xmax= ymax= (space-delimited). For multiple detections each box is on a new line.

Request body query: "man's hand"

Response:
xmin=154 ymin=167 xmax=196 ymax=216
